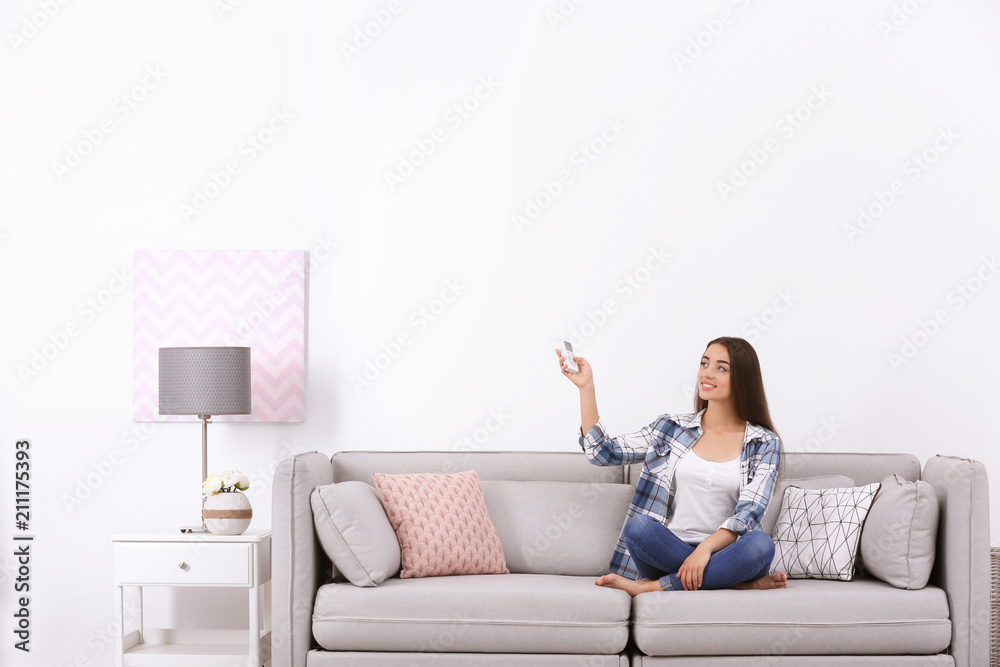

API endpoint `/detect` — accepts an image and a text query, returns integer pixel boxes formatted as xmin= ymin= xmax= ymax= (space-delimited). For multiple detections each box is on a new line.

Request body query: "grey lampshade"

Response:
xmin=158 ymin=347 xmax=252 ymax=415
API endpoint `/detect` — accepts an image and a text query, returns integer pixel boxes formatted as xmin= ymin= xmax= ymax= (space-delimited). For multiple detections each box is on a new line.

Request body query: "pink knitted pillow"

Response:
xmin=371 ymin=470 xmax=509 ymax=578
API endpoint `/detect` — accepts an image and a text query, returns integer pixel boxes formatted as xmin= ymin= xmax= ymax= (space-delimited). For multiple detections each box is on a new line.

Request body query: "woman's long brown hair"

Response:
xmin=694 ymin=336 xmax=783 ymax=484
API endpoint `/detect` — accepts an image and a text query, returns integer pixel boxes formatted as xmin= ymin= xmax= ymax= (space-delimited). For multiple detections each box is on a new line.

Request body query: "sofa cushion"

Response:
xmin=480 ymin=480 xmax=633 ymax=575
xmin=312 ymin=573 xmax=631 ymax=654
xmin=631 ymin=577 xmax=951 ymax=656
xmin=305 ymin=654 xmax=630 ymax=666
xmin=310 ymin=481 xmax=401 ymax=587
xmin=859 ymin=474 xmax=939 ymax=589
xmin=761 ymin=475 xmax=855 ymax=536
xmin=372 ymin=470 xmax=509 ymax=578
xmin=628 ymin=657 xmax=955 ymax=666
xmin=771 ymin=482 xmax=880 ymax=580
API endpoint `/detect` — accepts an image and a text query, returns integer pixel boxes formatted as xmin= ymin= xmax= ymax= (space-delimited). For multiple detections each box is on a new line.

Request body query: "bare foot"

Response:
xmin=595 ymin=573 xmax=662 ymax=597
xmin=731 ymin=573 xmax=787 ymax=590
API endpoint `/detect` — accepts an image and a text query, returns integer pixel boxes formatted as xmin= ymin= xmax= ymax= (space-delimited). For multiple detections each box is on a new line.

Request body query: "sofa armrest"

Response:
xmin=921 ymin=455 xmax=990 ymax=667
xmin=271 ymin=452 xmax=334 ymax=667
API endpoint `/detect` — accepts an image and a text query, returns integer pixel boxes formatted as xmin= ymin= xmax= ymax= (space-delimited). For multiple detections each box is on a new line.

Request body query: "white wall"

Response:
xmin=1 ymin=1 xmax=998 ymax=664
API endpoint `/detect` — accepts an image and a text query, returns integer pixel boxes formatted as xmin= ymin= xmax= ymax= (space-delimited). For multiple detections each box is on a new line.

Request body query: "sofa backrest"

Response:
xmin=330 ymin=450 xmax=632 ymax=576
xmin=779 ymin=452 xmax=921 ymax=484
xmin=337 ymin=451 xmax=921 ymax=488
xmin=328 ymin=450 xmax=925 ymax=577
xmin=332 ymin=450 xmax=626 ymax=484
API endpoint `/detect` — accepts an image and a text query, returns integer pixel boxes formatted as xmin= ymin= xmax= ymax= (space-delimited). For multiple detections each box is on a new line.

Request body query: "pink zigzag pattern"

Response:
xmin=133 ymin=249 xmax=307 ymax=422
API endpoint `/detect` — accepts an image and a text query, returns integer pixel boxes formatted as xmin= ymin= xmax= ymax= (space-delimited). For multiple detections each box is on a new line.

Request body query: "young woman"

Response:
xmin=557 ymin=336 xmax=788 ymax=596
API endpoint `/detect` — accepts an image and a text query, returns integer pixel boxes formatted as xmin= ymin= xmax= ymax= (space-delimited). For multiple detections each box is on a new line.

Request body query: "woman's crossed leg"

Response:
xmin=595 ymin=513 xmax=787 ymax=596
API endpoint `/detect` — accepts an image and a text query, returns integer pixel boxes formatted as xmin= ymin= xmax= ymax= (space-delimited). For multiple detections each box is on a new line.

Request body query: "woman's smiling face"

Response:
xmin=698 ymin=342 xmax=731 ymax=403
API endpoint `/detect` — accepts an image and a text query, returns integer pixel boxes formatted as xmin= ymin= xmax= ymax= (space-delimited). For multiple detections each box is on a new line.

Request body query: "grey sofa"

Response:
xmin=271 ymin=450 xmax=990 ymax=666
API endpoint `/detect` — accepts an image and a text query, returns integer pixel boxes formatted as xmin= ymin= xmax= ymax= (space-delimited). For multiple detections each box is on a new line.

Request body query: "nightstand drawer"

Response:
xmin=114 ymin=542 xmax=252 ymax=585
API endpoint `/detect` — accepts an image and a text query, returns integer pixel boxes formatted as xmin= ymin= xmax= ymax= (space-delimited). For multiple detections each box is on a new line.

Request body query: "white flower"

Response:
xmin=222 ymin=469 xmax=239 ymax=489
xmin=203 ymin=474 xmax=223 ymax=495
xmin=203 ymin=469 xmax=249 ymax=495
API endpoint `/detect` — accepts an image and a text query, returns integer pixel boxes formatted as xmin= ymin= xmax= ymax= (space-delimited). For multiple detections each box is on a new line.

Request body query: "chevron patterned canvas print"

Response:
xmin=133 ymin=249 xmax=306 ymax=422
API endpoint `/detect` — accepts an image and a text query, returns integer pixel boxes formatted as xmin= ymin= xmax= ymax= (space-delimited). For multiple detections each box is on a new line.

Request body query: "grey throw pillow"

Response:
xmin=859 ymin=474 xmax=939 ymax=589
xmin=761 ymin=475 xmax=855 ymax=536
xmin=311 ymin=481 xmax=401 ymax=587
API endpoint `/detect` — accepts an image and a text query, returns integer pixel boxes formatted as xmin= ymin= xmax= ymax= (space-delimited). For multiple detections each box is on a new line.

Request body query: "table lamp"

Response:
xmin=158 ymin=346 xmax=252 ymax=533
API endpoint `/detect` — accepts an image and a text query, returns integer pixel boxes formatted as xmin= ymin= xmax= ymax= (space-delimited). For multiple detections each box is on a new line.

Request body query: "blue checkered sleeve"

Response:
xmin=721 ymin=433 xmax=782 ymax=535
xmin=578 ymin=418 xmax=664 ymax=466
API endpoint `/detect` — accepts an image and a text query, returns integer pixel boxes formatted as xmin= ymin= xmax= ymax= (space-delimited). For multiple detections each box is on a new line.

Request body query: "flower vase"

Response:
xmin=203 ymin=491 xmax=252 ymax=535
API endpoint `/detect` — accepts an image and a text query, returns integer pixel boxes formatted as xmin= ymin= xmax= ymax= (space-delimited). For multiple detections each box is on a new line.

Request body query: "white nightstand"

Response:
xmin=111 ymin=530 xmax=271 ymax=667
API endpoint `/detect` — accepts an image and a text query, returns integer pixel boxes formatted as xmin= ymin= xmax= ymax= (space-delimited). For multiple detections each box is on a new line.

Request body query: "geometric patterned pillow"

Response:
xmin=770 ymin=482 xmax=881 ymax=581
xmin=371 ymin=470 xmax=509 ymax=579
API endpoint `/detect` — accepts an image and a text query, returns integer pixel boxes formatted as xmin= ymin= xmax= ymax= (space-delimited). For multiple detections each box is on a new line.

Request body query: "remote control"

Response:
xmin=557 ymin=339 xmax=578 ymax=373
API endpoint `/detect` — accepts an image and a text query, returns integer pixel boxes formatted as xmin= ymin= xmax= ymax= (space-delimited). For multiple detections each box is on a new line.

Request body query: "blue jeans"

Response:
xmin=621 ymin=513 xmax=774 ymax=591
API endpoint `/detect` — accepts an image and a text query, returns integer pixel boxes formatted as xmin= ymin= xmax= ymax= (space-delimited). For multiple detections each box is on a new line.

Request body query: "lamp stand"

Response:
xmin=180 ymin=414 xmax=213 ymax=533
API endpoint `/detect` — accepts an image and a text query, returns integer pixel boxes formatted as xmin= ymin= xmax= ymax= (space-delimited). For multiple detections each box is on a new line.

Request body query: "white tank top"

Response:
xmin=668 ymin=449 xmax=741 ymax=544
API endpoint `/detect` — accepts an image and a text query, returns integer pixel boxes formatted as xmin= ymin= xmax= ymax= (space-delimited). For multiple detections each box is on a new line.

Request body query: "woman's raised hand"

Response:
xmin=556 ymin=349 xmax=593 ymax=389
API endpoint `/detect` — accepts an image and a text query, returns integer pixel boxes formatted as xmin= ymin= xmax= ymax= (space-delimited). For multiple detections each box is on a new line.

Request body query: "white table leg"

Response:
xmin=114 ymin=586 xmax=123 ymax=667
xmin=249 ymin=583 xmax=261 ymax=666
xmin=137 ymin=586 xmax=144 ymax=644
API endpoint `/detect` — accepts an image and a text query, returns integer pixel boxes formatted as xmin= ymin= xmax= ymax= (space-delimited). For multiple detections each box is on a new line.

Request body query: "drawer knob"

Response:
xmin=178 ymin=561 xmax=188 ymax=570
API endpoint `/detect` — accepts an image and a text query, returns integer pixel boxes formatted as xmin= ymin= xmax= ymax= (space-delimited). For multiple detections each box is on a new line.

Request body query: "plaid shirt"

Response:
xmin=578 ymin=409 xmax=781 ymax=580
